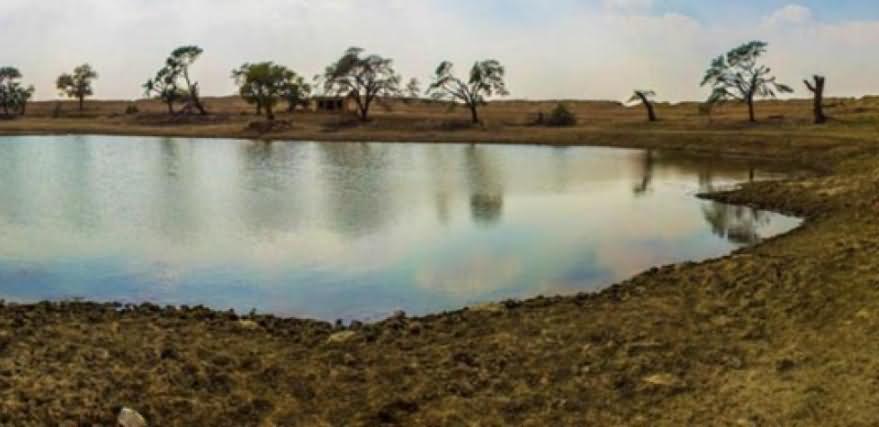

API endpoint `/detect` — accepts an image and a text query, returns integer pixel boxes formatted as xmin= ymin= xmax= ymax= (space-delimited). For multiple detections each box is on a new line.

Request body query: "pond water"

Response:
xmin=0 ymin=135 xmax=800 ymax=321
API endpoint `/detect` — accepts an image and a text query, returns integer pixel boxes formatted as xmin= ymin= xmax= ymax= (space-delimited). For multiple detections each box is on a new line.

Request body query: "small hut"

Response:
xmin=310 ymin=92 xmax=359 ymax=113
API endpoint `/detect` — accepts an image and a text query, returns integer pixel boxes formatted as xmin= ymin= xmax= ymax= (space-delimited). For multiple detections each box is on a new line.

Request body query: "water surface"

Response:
xmin=0 ymin=135 xmax=800 ymax=320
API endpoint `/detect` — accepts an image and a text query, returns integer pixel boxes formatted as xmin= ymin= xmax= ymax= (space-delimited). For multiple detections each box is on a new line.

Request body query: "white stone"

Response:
xmin=118 ymin=407 xmax=147 ymax=427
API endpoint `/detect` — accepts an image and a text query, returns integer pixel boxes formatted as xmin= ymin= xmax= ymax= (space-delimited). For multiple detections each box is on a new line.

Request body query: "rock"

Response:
xmin=237 ymin=319 xmax=260 ymax=330
xmin=640 ymin=373 xmax=687 ymax=393
xmin=327 ymin=331 xmax=357 ymax=344
xmin=117 ymin=407 xmax=147 ymax=427
xmin=470 ymin=303 xmax=505 ymax=313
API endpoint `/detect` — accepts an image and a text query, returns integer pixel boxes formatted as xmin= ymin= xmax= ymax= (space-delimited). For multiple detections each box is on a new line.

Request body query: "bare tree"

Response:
xmin=701 ymin=41 xmax=792 ymax=122
xmin=629 ymin=90 xmax=657 ymax=122
xmin=426 ymin=60 xmax=509 ymax=124
xmin=321 ymin=47 xmax=402 ymax=121
xmin=804 ymin=75 xmax=827 ymax=124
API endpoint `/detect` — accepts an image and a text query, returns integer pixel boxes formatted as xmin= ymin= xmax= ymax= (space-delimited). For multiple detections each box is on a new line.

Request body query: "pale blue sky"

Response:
xmin=2 ymin=0 xmax=878 ymax=102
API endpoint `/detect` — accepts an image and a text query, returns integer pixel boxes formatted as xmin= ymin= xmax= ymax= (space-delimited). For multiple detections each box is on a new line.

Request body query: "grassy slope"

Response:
xmin=1 ymin=97 xmax=879 ymax=425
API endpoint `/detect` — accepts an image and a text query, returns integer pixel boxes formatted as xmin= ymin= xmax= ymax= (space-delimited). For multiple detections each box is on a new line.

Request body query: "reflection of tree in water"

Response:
xmin=425 ymin=146 xmax=453 ymax=225
xmin=0 ymin=141 xmax=27 ymax=224
xmin=318 ymin=143 xmax=394 ymax=237
xmin=633 ymin=150 xmax=768 ymax=194
xmin=238 ymin=141 xmax=304 ymax=235
xmin=701 ymin=202 xmax=770 ymax=245
xmin=633 ymin=149 xmax=655 ymax=197
xmin=57 ymin=137 xmax=98 ymax=232
xmin=464 ymin=145 xmax=505 ymax=226
xmin=155 ymin=138 xmax=198 ymax=242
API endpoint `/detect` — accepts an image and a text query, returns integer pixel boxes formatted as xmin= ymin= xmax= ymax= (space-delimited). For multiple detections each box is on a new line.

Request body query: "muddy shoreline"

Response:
xmin=1 ymin=120 xmax=877 ymax=425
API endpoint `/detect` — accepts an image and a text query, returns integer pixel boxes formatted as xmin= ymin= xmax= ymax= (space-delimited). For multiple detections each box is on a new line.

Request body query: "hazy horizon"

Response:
xmin=5 ymin=0 xmax=879 ymax=103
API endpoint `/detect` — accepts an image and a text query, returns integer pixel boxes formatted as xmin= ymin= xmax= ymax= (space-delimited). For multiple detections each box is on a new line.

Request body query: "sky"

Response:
xmin=2 ymin=0 xmax=879 ymax=102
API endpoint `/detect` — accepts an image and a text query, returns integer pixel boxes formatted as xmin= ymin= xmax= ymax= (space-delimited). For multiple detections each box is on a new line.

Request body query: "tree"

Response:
xmin=167 ymin=46 xmax=208 ymax=115
xmin=405 ymin=78 xmax=421 ymax=103
xmin=232 ymin=62 xmax=299 ymax=121
xmin=628 ymin=90 xmax=657 ymax=122
xmin=0 ymin=67 xmax=34 ymax=116
xmin=701 ymin=41 xmax=792 ymax=122
xmin=426 ymin=60 xmax=509 ymax=124
xmin=143 ymin=66 xmax=186 ymax=115
xmin=56 ymin=64 xmax=98 ymax=111
xmin=804 ymin=75 xmax=827 ymax=124
xmin=321 ymin=47 xmax=402 ymax=121
xmin=282 ymin=73 xmax=311 ymax=113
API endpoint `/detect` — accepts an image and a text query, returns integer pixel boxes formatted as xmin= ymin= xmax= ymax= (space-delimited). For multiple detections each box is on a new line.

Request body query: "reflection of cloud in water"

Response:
xmin=702 ymin=202 xmax=770 ymax=245
xmin=0 ymin=136 xmax=801 ymax=319
xmin=415 ymin=254 xmax=523 ymax=298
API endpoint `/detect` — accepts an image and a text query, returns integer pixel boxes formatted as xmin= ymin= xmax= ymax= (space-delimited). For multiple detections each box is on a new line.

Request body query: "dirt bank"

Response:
xmin=1 ymin=99 xmax=879 ymax=425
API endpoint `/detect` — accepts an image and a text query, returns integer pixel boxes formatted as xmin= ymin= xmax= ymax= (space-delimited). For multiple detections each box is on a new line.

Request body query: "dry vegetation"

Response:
xmin=2 ymin=96 xmax=879 ymax=425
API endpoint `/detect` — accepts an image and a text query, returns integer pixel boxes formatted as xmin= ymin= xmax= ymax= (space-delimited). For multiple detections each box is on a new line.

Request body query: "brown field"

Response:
xmin=1 ymin=96 xmax=879 ymax=425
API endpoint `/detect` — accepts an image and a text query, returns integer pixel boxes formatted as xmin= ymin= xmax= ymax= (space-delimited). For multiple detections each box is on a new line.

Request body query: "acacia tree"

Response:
xmin=0 ymin=67 xmax=34 ymax=116
xmin=405 ymin=78 xmax=421 ymax=103
xmin=426 ymin=60 xmax=509 ymax=124
xmin=628 ymin=90 xmax=657 ymax=122
xmin=804 ymin=75 xmax=827 ymax=124
xmin=232 ymin=62 xmax=299 ymax=121
xmin=56 ymin=64 xmax=98 ymax=111
xmin=701 ymin=41 xmax=792 ymax=122
xmin=167 ymin=46 xmax=208 ymax=115
xmin=143 ymin=67 xmax=185 ymax=115
xmin=321 ymin=47 xmax=402 ymax=121
xmin=282 ymin=73 xmax=311 ymax=112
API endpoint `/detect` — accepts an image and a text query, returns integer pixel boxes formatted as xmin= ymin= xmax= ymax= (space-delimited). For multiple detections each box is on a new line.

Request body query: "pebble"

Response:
xmin=118 ymin=407 xmax=147 ymax=427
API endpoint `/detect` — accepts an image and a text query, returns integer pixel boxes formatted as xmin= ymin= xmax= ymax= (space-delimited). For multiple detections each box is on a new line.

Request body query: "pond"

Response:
xmin=0 ymin=135 xmax=800 ymax=321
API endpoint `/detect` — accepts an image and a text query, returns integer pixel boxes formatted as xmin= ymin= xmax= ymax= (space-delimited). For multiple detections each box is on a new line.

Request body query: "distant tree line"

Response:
xmin=3 ymin=40 xmax=831 ymax=126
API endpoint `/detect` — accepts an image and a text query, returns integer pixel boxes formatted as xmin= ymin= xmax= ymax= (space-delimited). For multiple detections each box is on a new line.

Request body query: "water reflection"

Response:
xmin=465 ymin=146 xmax=505 ymax=226
xmin=702 ymin=203 xmax=770 ymax=245
xmin=0 ymin=136 xmax=801 ymax=320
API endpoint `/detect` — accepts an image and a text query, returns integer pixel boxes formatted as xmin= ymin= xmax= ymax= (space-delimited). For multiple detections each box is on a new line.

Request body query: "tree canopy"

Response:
xmin=143 ymin=66 xmax=186 ymax=115
xmin=701 ymin=41 xmax=792 ymax=122
xmin=321 ymin=47 xmax=402 ymax=121
xmin=232 ymin=62 xmax=308 ymax=120
xmin=143 ymin=46 xmax=207 ymax=115
xmin=0 ymin=67 xmax=34 ymax=116
xmin=426 ymin=60 xmax=509 ymax=124
xmin=56 ymin=64 xmax=98 ymax=111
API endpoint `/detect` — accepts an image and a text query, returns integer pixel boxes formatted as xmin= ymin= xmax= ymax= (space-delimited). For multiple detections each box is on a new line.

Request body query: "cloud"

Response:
xmin=765 ymin=4 xmax=814 ymax=26
xmin=603 ymin=0 xmax=654 ymax=15
xmin=2 ymin=0 xmax=879 ymax=102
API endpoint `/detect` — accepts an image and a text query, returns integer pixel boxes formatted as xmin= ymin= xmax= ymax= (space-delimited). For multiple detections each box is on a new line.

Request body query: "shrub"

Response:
xmin=125 ymin=104 xmax=139 ymax=115
xmin=545 ymin=103 xmax=577 ymax=127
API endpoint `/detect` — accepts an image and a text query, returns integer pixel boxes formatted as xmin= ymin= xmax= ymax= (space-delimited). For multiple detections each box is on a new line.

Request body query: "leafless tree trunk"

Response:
xmin=804 ymin=75 xmax=827 ymax=124
xmin=635 ymin=93 xmax=656 ymax=122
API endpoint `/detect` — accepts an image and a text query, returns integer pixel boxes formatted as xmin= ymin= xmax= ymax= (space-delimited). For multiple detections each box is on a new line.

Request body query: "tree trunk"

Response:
xmin=637 ymin=93 xmax=656 ymax=122
xmin=183 ymin=72 xmax=207 ymax=115
xmin=78 ymin=96 xmax=84 ymax=112
xmin=166 ymin=100 xmax=175 ymax=115
xmin=747 ymin=96 xmax=756 ymax=123
xmin=804 ymin=76 xmax=827 ymax=124
xmin=266 ymin=104 xmax=274 ymax=121
xmin=469 ymin=104 xmax=479 ymax=124
xmin=256 ymin=100 xmax=263 ymax=116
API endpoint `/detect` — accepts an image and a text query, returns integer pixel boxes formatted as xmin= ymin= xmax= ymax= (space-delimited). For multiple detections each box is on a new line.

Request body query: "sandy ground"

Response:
xmin=0 ymin=97 xmax=878 ymax=425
